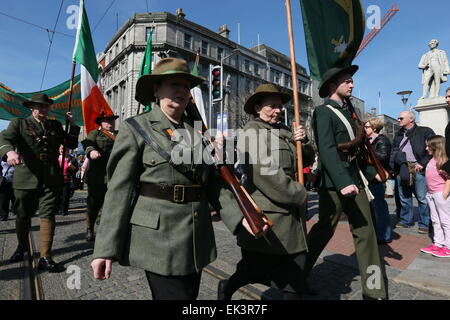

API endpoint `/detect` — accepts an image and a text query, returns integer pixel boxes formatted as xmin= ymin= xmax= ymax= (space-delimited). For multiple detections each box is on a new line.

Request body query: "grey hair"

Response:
xmin=406 ymin=111 xmax=416 ymax=122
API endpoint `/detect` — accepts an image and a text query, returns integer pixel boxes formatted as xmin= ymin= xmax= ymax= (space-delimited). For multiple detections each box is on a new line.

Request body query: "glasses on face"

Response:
xmin=364 ymin=125 xmax=372 ymax=128
xmin=397 ymin=117 xmax=404 ymax=121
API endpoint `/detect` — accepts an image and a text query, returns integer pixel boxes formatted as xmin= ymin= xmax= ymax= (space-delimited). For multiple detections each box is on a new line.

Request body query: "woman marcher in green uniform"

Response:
xmin=218 ymin=84 xmax=311 ymax=300
xmin=91 ymin=58 xmax=259 ymax=300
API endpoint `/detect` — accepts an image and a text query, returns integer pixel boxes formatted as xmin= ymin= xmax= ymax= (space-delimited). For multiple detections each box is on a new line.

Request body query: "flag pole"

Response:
xmin=61 ymin=61 xmax=77 ymax=180
xmin=285 ymin=0 xmax=304 ymax=185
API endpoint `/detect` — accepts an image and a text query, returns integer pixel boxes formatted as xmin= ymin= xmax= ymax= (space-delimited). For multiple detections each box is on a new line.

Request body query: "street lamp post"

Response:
xmin=397 ymin=90 xmax=413 ymax=111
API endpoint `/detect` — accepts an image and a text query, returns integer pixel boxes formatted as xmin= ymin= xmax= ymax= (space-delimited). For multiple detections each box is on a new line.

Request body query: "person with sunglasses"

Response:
xmin=390 ymin=111 xmax=434 ymax=233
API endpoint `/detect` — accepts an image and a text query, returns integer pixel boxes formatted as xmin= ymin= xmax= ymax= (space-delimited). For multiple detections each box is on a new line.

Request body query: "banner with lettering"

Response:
xmin=0 ymin=75 xmax=83 ymax=126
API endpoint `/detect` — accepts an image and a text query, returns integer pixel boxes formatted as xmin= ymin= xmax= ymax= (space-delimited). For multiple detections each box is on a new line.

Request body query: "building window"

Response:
xmin=184 ymin=33 xmax=192 ymax=49
xmin=271 ymin=70 xmax=281 ymax=85
xmin=285 ymin=74 xmax=291 ymax=88
xmin=119 ymin=81 xmax=126 ymax=108
xmin=122 ymin=35 xmax=126 ymax=49
xmin=217 ymin=47 xmax=223 ymax=61
xmin=254 ymin=64 xmax=260 ymax=76
xmin=201 ymin=40 xmax=209 ymax=55
xmin=146 ymin=27 xmax=155 ymax=42
xmin=245 ymin=60 xmax=251 ymax=72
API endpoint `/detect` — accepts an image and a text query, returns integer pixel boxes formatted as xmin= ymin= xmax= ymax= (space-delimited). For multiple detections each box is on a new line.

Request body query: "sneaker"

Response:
xmin=396 ymin=223 xmax=411 ymax=229
xmin=432 ymin=246 xmax=450 ymax=258
xmin=420 ymin=244 xmax=441 ymax=254
xmin=418 ymin=227 xmax=429 ymax=234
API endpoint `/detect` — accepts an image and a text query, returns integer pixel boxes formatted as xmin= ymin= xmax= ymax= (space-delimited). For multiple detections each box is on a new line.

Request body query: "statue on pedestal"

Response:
xmin=418 ymin=39 xmax=450 ymax=99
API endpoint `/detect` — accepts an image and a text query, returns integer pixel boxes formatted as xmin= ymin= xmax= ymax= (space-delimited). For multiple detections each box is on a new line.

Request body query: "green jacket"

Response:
xmin=221 ymin=118 xmax=309 ymax=255
xmin=92 ymin=106 xmax=243 ymax=276
xmin=82 ymin=129 xmax=116 ymax=184
xmin=312 ymin=99 xmax=376 ymax=191
xmin=0 ymin=116 xmax=80 ymax=189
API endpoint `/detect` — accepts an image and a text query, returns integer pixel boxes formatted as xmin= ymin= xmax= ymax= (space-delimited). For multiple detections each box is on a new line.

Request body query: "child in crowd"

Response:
xmin=420 ymin=135 xmax=450 ymax=257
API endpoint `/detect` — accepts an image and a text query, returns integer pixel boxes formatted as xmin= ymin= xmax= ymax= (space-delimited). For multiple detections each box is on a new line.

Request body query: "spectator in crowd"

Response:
xmin=441 ymin=87 xmax=450 ymax=174
xmin=364 ymin=117 xmax=392 ymax=244
xmin=390 ymin=111 xmax=434 ymax=233
xmin=58 ymin=145 xmax=78 ymax=216
xmin=0 ymin=158 xmax=15 ymax=221
xmin=420 ymin=135 xmax=450 ymax=257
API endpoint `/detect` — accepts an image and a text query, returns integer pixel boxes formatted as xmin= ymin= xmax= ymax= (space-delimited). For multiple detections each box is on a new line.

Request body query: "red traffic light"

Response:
xmin=212 ymin=69 xmax=221 ymax=78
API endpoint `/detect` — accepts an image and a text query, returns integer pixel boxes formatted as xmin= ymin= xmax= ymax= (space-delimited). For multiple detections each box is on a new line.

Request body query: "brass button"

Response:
xmin=151 ymin=159 xmax=156 ymax=164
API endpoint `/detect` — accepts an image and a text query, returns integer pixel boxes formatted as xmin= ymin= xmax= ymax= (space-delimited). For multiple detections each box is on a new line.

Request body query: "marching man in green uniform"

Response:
xmin=0 ymin=93 xmax=80 ymax=272
xmin=82 ymin=112 xmax=118 ymax=242
xmin=305 ymin=65 xmax=388 ymax=300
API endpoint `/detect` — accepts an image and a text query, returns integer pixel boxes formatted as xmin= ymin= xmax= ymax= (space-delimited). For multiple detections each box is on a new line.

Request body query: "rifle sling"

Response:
xmin=125 ymin=117 xmax=198 ymax=183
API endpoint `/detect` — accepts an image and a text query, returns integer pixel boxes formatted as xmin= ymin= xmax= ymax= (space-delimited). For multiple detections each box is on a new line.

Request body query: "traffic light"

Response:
xmin=209 ymin=65 xmax=223 ymax=102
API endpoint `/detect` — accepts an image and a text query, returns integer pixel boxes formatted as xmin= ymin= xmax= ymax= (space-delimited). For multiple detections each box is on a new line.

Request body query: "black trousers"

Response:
xmin=145 ymin=270 xmax=202 ymax=300
xmin=60 ymin=182 xmax=71 ymax=214
xmin=86 ymin=184 xmax=107 ymax=230
xmin=225 ymin=249 xmax=306 ymax=300
xmin=0 ymin=182 xmax=14 ymax=218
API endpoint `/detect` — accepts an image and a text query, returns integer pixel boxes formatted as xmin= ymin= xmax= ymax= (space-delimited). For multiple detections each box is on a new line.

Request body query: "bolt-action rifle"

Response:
xmin=337 ymin=98 xmax=389 ymax=182
xmin=185 ymin=101 xmax=272 ymax=237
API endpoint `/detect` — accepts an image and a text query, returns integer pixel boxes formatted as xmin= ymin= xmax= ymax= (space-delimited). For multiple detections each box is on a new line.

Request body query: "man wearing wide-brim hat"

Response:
xmin=91 ymin=58 xmax=249 ymax=300
xmin=0 ymin=93 xmax=80 ymax=272
xmin=305 ymin=65 xmax=388 ymax=300
xmin=81 ymin=111 xmax=119 ymax=242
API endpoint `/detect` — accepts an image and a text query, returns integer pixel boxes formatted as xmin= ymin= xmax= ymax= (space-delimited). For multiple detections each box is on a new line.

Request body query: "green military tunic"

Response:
xmin=82 ymin=129 xmax=116 ymax=230
xmin=0 ymin=115 xmax=80 ymax=257
xmin=82 ymin=129 xmax=116 ymax=184
xmin=0 ymin=116 xmax=80 ymax=190
xmin=92 ymin=106 xmax=243 ymax=276
xmin=221 ymin=118 xmax=309 ymax=255
xmin=307 ymin=98 xmax=387 ymax=299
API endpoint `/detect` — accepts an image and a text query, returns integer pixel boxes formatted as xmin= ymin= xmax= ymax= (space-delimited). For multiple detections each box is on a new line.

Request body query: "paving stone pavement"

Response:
xmin=0 ymin=190 xmax=448 ymax=300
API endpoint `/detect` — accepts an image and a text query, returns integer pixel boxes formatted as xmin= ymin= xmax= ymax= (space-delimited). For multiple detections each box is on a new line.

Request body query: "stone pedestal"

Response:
xmin=413 ymin=97 xmax=449 ymax=135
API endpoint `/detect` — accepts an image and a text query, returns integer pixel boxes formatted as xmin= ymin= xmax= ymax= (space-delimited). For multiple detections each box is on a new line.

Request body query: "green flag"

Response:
xmin=300 ymin=0 xmax=365 ymax=81
xmin=138 ymin=30 xmax=153 ymax=112
xmin=0 ymin=76 xmax=83 ymax=125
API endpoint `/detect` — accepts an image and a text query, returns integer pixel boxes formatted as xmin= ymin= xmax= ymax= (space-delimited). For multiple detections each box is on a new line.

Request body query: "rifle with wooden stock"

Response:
xmin=185 ymin=101 xmax=272 ymax=237
xmin=337 ymin=98 xmax=389 ymax=182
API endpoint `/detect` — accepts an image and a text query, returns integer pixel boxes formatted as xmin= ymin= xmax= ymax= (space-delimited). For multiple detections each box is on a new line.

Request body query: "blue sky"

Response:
xmin=0 ymin=0 xmax=449 ymax=131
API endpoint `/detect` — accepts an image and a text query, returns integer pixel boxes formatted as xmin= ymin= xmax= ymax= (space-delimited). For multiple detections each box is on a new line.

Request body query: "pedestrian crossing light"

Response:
xmin=210 ymin=65 xmax=223 ymax=102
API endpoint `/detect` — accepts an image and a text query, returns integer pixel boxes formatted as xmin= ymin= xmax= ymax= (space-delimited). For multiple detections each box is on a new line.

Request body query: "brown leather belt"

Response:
xmin=140 ymin=183 xmax=206 ymax=203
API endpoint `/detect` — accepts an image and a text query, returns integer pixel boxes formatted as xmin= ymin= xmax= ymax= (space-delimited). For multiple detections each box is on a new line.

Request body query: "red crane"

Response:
xmin=355 ymin=4 xmax=399 ymax=58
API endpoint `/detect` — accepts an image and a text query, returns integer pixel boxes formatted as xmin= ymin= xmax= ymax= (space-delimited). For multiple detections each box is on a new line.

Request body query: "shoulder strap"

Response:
xmin=125 ymin=117 xmax=197 ymax=182
xmin=325 ymin=105 xmax=355 ymax=139
xmin=324 ymin=105 xmax=374 ymax=202
xmin=98 ymin=129 xmax=116 ymax=141
xmin=398 ymin=134 xmax=411 ymax=151
xmin=25 ymin=119 xmax=42 ymax=142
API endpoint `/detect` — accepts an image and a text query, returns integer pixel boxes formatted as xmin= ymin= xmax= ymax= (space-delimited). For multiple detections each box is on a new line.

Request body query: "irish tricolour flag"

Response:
xmin=73 ymin=0 xmax=113 ymax=134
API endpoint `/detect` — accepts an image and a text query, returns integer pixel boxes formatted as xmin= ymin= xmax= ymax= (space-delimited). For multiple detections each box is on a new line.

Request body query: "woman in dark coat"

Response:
xmin=364 ymin=117 xmax=392 ymax=243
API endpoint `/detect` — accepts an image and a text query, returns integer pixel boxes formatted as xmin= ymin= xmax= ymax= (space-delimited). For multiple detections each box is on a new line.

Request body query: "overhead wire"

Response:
xmin=0 ymin=10 xmax=74 ymax=38
xmin=40 ymin=0 xmax=65 ymax=90
xmin=92 ymin=0 xmax=117 ymax=33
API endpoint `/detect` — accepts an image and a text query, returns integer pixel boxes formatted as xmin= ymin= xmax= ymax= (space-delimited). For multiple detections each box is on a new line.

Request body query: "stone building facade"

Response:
xmin=99 ymin=9 xmax=313 ymax=134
